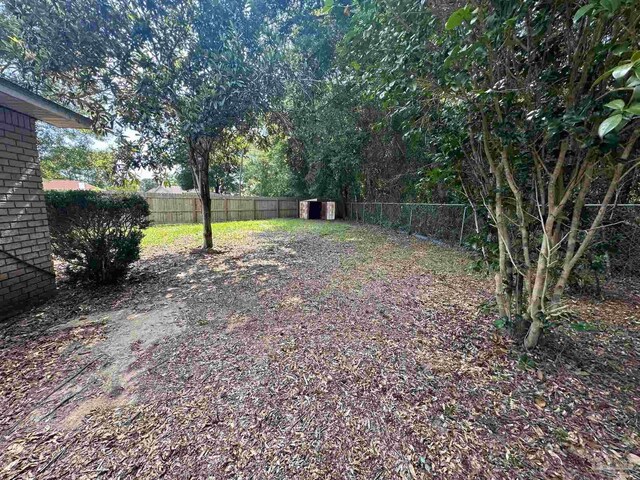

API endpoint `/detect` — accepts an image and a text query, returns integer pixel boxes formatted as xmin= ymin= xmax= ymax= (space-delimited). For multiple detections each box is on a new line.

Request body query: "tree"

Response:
xmin=1 ymin=0 xmax=126 ymax=130
xmin=175 ymin=132 xmax=248 ymax=194
xmin=329 ymin=0 xmax=639 ymax=348
xmin=37 ymin=125 xmax=134 ymax=189
xmin=3 ymin=0 xmax=288 ymax=249
xmin=244 ymin=141 xmax=296 ymax=196
xmin=287 ymin=83 xmax=365 ymax=211
xmin=118 ymin=0 xmax=289 ymax=248
xmin=282 ymin=0 xmax=454 ymax=209
xmin=439 ymin=1 xmax=640 ymax=347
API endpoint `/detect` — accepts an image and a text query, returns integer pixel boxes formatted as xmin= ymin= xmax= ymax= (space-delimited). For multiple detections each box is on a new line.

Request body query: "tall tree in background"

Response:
xmin=244 ymin=141 xmax=296 ymax=196
xmin=36 ymin=126 xmax=139 ymax=189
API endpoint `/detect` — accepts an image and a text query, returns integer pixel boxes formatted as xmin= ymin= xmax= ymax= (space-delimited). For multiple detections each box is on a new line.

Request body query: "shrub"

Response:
xmin=45 ymin=190 xmax=151 ymax=284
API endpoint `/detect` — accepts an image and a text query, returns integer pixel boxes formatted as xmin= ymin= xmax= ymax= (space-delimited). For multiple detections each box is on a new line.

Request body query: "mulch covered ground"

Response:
xmin=1 ymin=221 xmax=638 ymax=479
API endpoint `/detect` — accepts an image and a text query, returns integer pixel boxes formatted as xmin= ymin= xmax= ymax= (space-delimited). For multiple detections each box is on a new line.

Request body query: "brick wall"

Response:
xmin=0 ymin=106 xmax=55 ymax=319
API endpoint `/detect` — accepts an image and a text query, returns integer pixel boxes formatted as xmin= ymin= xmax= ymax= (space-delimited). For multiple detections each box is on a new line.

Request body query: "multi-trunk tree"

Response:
xmin=442 ymin=1 xmax=639 ymax=348
xmin=327 ymin=0 xmax=639 ymax=348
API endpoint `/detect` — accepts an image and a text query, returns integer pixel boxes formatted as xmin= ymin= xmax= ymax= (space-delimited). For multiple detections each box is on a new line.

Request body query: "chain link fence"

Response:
xmin=582 ymin=204 xmax=640 ymax=278
xmin=347 ymin=202 xmax=640 ymax=278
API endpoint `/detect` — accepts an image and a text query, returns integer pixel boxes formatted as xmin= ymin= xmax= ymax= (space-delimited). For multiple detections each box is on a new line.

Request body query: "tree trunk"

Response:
xmin=552 ymin=163 xmax=623 ymax=302
xmin=199 ymin=177 xmax=213 ymax=249
xmin=494 ymin=167 xmax=512 ymax=320
xmin=188 ymin=138 xmax=213 ymax=250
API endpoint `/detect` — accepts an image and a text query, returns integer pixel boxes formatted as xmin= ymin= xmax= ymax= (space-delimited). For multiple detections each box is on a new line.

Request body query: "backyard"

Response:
xmin=1 ymin=219 xmax=638 ymax=479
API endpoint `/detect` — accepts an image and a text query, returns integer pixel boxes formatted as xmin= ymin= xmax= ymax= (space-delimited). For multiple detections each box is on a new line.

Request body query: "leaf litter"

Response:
xmin=0 ymin=220 xmax=638 ymax=479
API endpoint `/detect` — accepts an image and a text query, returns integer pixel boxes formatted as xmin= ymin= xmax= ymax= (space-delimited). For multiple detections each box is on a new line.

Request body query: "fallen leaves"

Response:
xmin=0 ymin=222 xmax=638 ymax=479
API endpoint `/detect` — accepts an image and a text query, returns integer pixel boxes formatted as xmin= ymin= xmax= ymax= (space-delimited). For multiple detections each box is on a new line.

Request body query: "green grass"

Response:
xmin=141 ymin=218 xmax=475 ymax=278
xmin=141 ymin=219 xmax=353 ymax=249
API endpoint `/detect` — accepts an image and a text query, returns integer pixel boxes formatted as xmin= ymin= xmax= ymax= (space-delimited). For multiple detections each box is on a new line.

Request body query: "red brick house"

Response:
xmin=0 ymin=78 xmax=91 ymax=319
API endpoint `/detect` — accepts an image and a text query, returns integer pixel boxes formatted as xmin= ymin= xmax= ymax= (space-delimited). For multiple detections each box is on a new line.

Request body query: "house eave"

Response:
xmin=0 ymin=78 xmax=92 ymax=129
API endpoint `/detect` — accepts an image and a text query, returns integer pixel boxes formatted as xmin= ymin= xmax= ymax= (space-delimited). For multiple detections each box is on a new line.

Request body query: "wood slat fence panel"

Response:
xmin=144 ymin=193 xmax=300 ymax=225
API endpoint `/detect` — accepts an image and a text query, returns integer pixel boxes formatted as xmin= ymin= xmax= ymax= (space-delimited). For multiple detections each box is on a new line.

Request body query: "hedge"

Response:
xmin=45 ymin=190 xmax=151 ymax=284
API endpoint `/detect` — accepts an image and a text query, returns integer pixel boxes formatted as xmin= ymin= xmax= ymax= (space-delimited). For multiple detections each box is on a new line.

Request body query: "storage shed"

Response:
xmin=0 ymin=78 xmax=91 ymax=319
xmin=299 ymin=198 xmax=335 ymax=220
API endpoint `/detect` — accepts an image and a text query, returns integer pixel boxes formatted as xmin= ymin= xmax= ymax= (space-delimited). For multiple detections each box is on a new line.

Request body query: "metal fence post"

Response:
xmin=408 ymin=204 xmax=413 ymax=234
xmin=459 ymin=206 xmax=468 ymax=246
xmin=378 ymin=202 xmax=382 ymax=225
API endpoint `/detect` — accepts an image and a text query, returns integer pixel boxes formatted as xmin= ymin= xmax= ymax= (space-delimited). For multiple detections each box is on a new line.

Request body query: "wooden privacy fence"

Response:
xmin=144 ymin=193 xmax=300 ymax=225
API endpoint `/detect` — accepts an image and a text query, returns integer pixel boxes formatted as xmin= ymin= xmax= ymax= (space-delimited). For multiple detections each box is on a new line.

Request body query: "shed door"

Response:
xmin=299 ymin=201 xmax=309 ymax=219
xmin=326 ymin=202 xmax=335 ymax=220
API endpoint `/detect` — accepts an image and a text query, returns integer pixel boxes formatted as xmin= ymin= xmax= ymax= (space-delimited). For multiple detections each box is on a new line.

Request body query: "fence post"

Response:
xmin=378 ymin=202 xmax=382 ymax=225
xmin=459 ymin=206 xmax=468 ymax=246
xmin=253 ymin=198 xmax=257 ymax=220
xmin=408 ymin=204 xmax=413 ymax=234
xmin=277 ymin=199 xmax=281 ymax=218
xmin=192 ymin=197 xmax=198 ymax=224
xmin=224 ymin=197 xmax=229 ymax=222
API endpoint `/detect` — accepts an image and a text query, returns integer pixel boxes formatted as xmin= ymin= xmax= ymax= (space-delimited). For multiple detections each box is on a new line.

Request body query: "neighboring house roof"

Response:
xmin=43 ymin=179 xmax=98 ymax=191
xmin=0 ymin=78 xmax=92 ymax=129
xmin=146 ymin=185 xmax=185 ymax=194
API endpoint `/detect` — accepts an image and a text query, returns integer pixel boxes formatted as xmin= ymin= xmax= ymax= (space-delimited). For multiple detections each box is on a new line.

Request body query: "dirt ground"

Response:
xmin=1 ymin=220 xmax=638 ymax=479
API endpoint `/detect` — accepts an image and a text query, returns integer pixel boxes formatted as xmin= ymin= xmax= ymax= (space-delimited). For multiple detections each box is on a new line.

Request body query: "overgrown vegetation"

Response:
xmin=278 ymin=0 xmax=640 ymax=348
xmin=46 ymin=191 xmax=150 ymax=283
xmin=3 ymin=0 xmax=638 ymax=348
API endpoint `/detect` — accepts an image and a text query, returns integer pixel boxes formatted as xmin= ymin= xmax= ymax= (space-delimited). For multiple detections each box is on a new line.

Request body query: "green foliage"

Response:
xmin=243 ymin=142 xmax=295 ymax=197
xmin=37 ymin=126 xmax=120 ymax=188
xmin=3 ymin=0 xmax=291 ymax=247
xmin=445 ymin=6 xmax=473 ymax=30
xmin=1 ymin=0 xmax=125 ymax=130
xmin=173 ymin=134 xmax=248 ymax=194
xmin=45 ymin=191 xmax=150 ymax=284
xmin=287 ymin=83 xmax=365 ymax=203
xmin=282 ymin=0 xmax=469 ymax=205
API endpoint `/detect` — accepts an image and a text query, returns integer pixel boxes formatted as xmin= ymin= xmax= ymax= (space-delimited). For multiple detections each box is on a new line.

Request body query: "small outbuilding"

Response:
xmin=0 ymin=78 xmax=91 ymax=319
xmin=299 ymin=198 xmax=335 ymax=220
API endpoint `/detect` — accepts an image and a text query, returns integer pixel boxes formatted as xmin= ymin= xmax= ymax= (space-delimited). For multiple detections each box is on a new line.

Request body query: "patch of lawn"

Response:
xmin=142 ymin=219 xmax=474 ymax=279
xmin=142 ymin=219 xmax=353 ymax=249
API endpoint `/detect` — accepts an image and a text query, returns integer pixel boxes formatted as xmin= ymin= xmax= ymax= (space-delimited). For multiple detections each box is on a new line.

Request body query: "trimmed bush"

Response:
xmin=45 ymin=191 xmax=151 ymax=284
